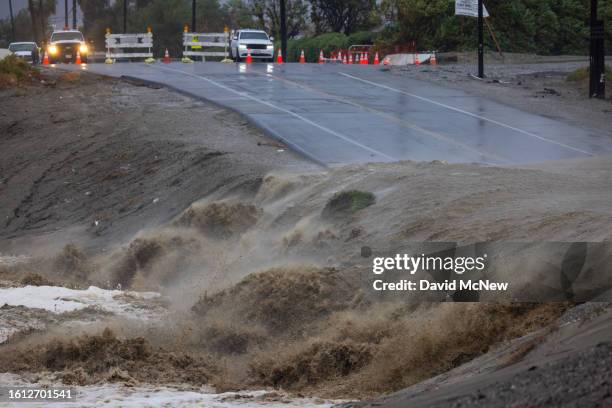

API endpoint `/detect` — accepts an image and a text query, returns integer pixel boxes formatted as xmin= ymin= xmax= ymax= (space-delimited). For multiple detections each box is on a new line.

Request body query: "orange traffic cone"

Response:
xmin=348 ymin=53 xmax=353 ymax=64
xmin=338 ymin=50 xmax=342 ymax=62
xmin=246 ymin=49 xmax=253 ymax=64
xmin=343 ymin=54 xmax=348 ymax=64
xmin=75 ymin=51 xmax=82 ymax=65
xmin=415 ymin=54 xmax=421 ymax=65
xmin=299 ymin=49 xmax=305 ymax=64
xmin=373 ymin=52 xmax=380 ymax=65
xmin=42 ymin=51 xmax=49 ymax=65
xmin=383 ymin=56 xmax=390 ymax=66
xmin=430 ymin=53 xmax=437 ymax=66
xmin=276 ymin=48 xmax=283 ymax=64
xmin=318 ymin=50 xmax=324 ymax=64
xmin=163 ymin=48 xmax=171 ymax=64
xmin=365 ymin=52 xmax=370 ymax=64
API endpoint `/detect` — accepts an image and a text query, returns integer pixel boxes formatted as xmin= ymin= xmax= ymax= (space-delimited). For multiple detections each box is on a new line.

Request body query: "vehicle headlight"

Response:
xmin=48 ymin=45 xmax=58 ymax=55
xmin=266 ymin=44 xmax=273 ymax=49
xmin=238 ymin=44 xmax=246 ymax=49
xmin=79 ymin=44 xmax=89 ymax=54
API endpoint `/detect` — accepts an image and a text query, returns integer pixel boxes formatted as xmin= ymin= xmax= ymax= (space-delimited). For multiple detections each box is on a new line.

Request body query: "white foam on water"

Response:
xmin=0 ymin=374 xmax=339 ymax=408
xmin=0 ymin=285 xmax=161 ymax=316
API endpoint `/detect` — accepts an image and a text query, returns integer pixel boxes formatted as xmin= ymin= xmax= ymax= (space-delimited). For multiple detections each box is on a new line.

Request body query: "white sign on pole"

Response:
xmin=455 ymin=0 xmax=490 ymax=18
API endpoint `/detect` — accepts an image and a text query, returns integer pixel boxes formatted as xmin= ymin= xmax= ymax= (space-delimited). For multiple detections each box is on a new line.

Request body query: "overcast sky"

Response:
xmin=0 ymin=0 xmax=82 ymax=26
xmin=0 ymin=0 xmax=29 ymax=19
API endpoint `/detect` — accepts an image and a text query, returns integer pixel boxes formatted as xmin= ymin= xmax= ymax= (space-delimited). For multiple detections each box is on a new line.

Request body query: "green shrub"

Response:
xmin=286 ymin=33 xmax=347 ymax=62
xmin=567 ymin=66 xmax=612 ymax=82
xmin=286 ymin=31 xmax=379 ymax=62
xmin=322 ymin=190 xmax=375 ymax=218
xmin=347 ymin=31 xmax=379 ymax=46
xmin=566 ymin=67 xmax=589 ymax=82
xmin=0 ymin=54 xmax=33 ymax=79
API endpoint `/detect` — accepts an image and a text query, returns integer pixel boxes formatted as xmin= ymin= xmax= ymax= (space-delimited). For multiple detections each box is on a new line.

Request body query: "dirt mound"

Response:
xmin=191 ymin=266 xmax=359 ymax=334
xmin=0 ymin=328 xmax=216 ymax=386
xmin=251 ymin=341 xmax=373 ymax=389
xmin=174 ymin=201 xmax=261 ymax=239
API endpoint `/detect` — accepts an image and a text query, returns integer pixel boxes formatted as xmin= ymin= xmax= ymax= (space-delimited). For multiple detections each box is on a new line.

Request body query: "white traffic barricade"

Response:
xmin=105 ymin=32 xmax=153 ymax=61
xmin=183 ymin=32 xmax=229 ymax=61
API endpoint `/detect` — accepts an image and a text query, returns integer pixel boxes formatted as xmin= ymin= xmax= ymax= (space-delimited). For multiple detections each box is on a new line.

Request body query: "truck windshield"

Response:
xmin=51 ymin=32 xmax=84 ymax=42
xmin=9 ymin=43 xmax=36 ymax=52
xmin=240 ymin=32 xmax=268 ymax=40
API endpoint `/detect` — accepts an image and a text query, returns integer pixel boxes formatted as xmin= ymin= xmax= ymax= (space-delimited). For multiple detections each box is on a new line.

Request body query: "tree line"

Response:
xmin=1 ymin=0 xmax=610 ymax=58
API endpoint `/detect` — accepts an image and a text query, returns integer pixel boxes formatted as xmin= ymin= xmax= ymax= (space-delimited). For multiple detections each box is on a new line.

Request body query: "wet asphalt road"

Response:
xmin=55 ymin=62 xmax=612 ymax=166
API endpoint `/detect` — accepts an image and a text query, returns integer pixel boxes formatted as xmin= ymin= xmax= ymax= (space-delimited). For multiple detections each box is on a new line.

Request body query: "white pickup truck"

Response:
xmin=46 ymin=29 xmax=89 ymax=63
xmin=230 ymin=29 xmax=274 ymax=62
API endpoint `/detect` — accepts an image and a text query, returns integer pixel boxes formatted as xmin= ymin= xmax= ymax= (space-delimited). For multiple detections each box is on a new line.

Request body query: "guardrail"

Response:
xmin=105 ymin=32 xmax=153 ymax=60
xmin=183 ymin=32 xmax=229 ymax=61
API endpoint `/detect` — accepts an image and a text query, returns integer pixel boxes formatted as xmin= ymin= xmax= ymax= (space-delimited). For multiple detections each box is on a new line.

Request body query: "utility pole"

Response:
xmin=123 ymin=0 xmax=128 ymax=33
xmin=64 ymin=0 xmax=68 ymax=28
xmin=192 ymin=0 xmax=196 ymax=32
xmin=477 ymin=0 xmax=484 ymax=78
xmin=279 ymin=0 xmax=287 ymax=62
xmin=72 ymin=0 xmax=77 ymax=29
xmin=590 ymin=0 xmax=606 ymax=99
xmin=9 ymin=0 xmax=15 ymax=42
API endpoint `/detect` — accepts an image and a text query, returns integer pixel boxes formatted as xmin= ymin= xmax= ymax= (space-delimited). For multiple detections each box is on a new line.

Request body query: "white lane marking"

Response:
xmin=155 ymin=66 xmax=396 ymax=161
xmin=260 ymin=71 xmax=512 ymax=165
xmin=340 ymin=72 xmax=593 ymax=156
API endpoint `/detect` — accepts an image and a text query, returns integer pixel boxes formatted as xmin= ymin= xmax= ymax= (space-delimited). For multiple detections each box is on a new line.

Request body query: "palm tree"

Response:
xmin=27 ymin=0 xmax=40 ymax=44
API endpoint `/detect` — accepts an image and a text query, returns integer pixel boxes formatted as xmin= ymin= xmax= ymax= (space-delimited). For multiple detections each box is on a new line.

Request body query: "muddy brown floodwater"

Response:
xmin=1 ymin=65 xmax=612 ymax=407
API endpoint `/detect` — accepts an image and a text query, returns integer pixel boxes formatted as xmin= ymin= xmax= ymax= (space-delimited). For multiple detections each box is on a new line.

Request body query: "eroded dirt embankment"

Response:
xmin=1 ymin=67 xmax=612 ymax=403
xmin=0 ymin=69 xmax=316 ymax=254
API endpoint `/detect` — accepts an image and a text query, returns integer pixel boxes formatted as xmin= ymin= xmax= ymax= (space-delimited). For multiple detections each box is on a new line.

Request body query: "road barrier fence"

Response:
xmin=105 ymin=31 xmax=153 ymax=61
xmin=183 ymin=32 xmax=229 ymax=61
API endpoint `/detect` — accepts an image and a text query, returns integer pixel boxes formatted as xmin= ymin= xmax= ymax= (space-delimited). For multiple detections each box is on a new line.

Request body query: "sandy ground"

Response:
xmin=390 ymin=53 xmax=612 ymax=137
xmin=1 ymin=64 xmax=612 ymax=407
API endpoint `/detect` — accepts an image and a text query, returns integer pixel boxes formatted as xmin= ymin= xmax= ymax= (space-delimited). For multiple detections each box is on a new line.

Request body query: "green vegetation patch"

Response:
xmin=323 ymin=190 xmax=375 ymax=218
xmin=0 ymin=54 xmax=36 ymax=87
xmin=567 ymin=66 xmax=612 ymax=82
xmin=0 ymin=54 xmax=34 ymax=79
